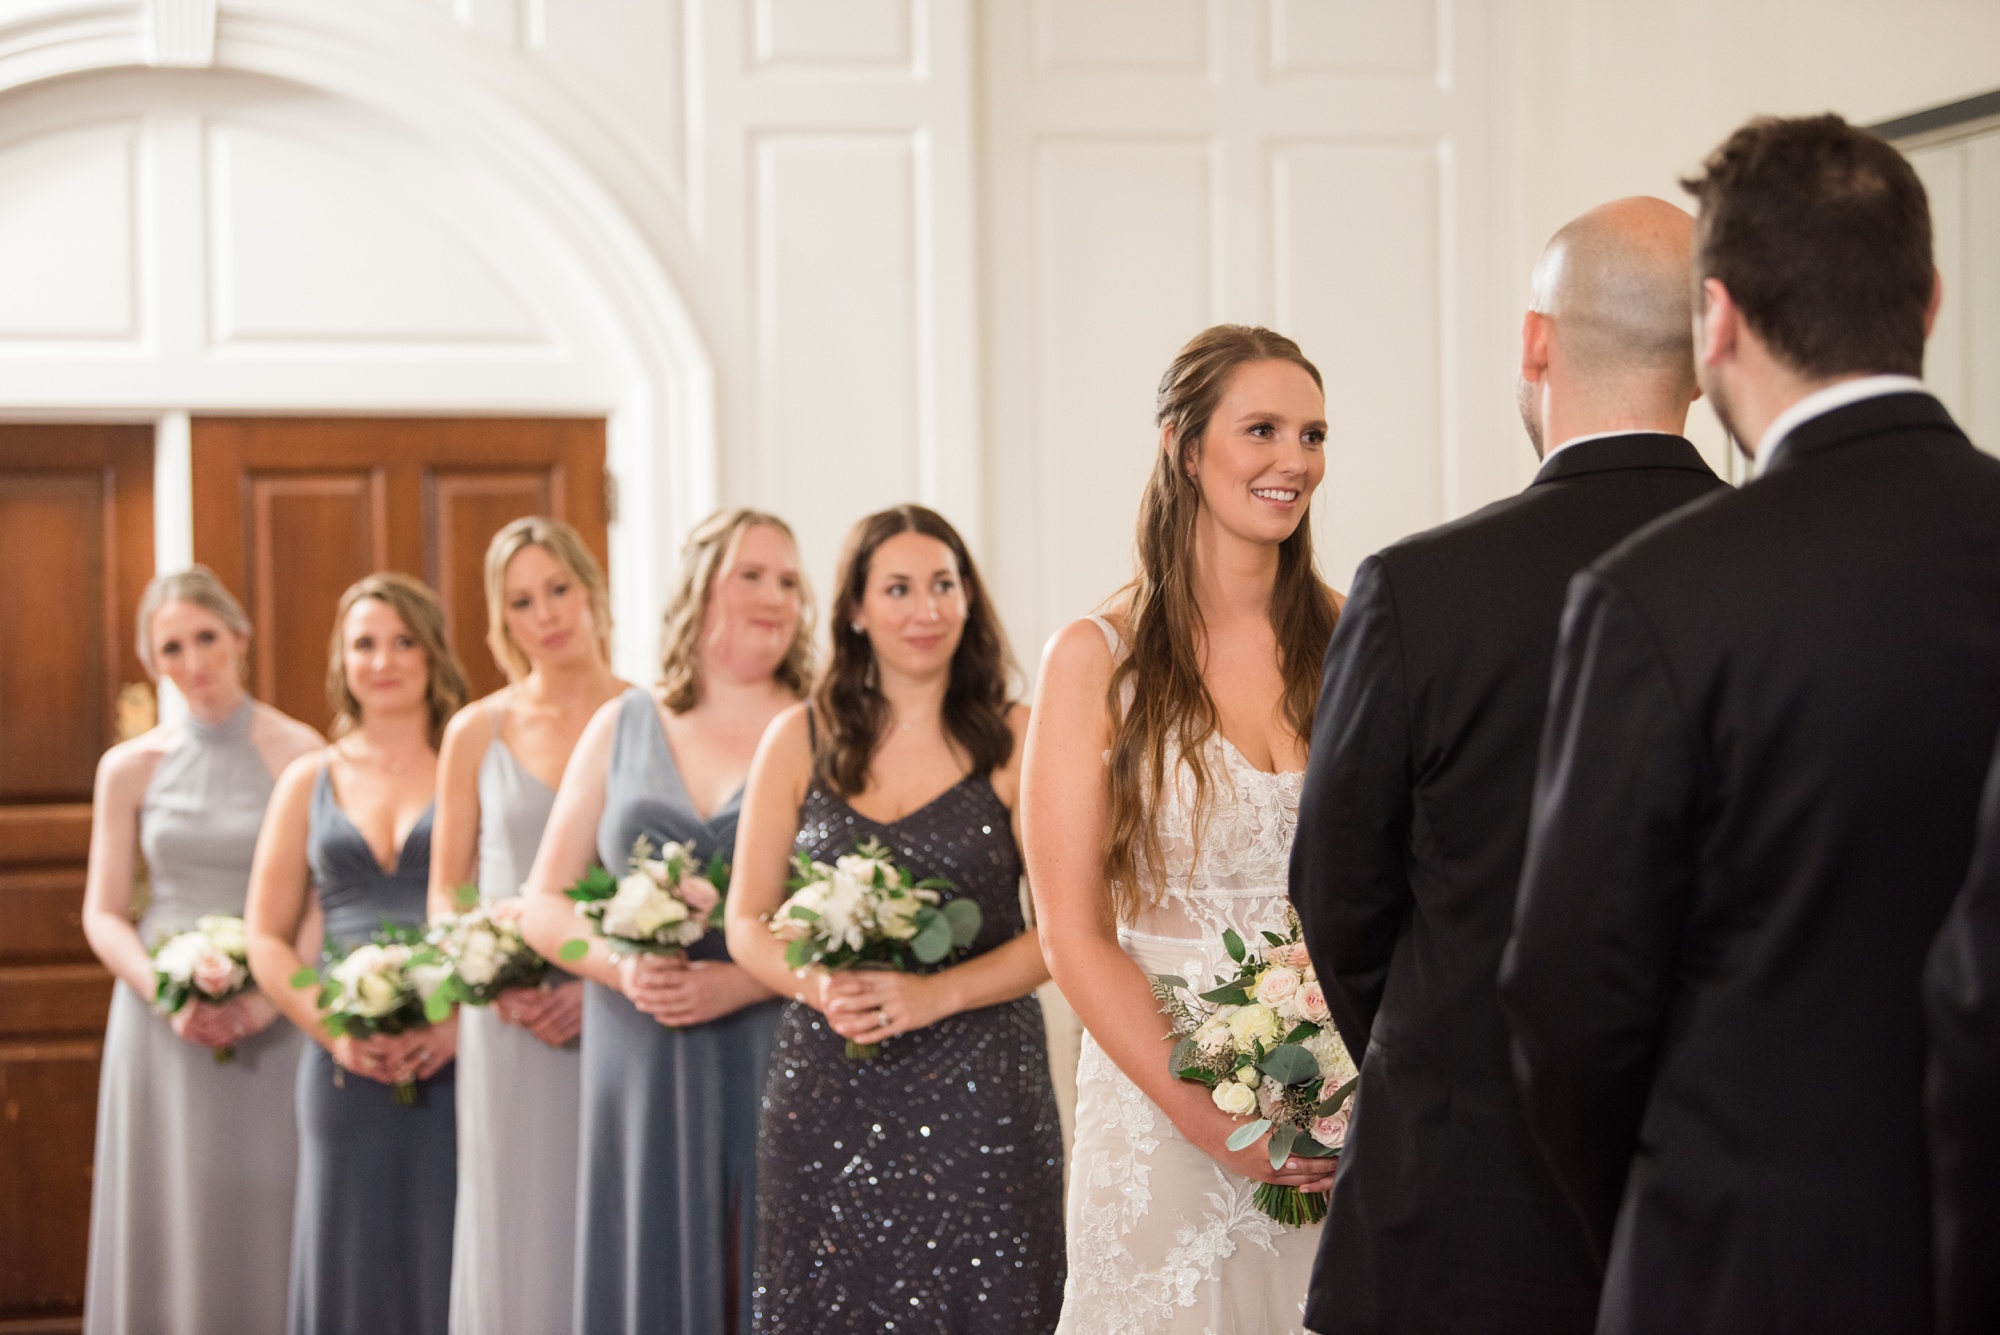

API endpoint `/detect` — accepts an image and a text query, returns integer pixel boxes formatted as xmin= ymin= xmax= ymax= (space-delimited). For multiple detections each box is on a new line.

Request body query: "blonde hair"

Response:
xmin=136 ymin=566 xmax=251 ymax=679
xmin=326 ymin=572 xmax=470 ymax=748
xmin=658 ymin=508 xmax=815 ymax=713
xmin=482 ymin=517 xmax=612 ymax=682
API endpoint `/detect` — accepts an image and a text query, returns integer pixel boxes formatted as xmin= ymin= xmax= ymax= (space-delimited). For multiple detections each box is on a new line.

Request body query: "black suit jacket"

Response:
xmin=1288 ymin=433 xmax=1723 ymax=1335
xmin=1499 ymin=393 xmax=2000 ymax=1335
xmin=1925 ymin=729 xmax=2000 ymax=1335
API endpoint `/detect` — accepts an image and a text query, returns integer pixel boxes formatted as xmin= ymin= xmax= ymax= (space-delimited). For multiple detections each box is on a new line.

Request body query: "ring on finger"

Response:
xmin=876 ymin=1007 xmax=890 ymax=1028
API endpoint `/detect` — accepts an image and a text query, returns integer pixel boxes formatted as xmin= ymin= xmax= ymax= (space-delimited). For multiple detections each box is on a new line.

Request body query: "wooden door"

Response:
xmin=191 ymin=418 xmax=609 ymax=730
xmin=0 ymin=425 xmax=153 ymax=1330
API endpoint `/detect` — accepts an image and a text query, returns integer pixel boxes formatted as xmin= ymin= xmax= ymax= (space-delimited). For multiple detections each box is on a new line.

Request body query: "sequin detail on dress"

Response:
xmin=753 ymin=774 xmax=1067 ymax=1334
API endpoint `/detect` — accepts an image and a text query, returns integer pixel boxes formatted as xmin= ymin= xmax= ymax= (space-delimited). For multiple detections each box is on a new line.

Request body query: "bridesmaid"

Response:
xmin=246 ymin=573 xmax=471 ymax=1335
xmin=81 ymin=567 xmax=323 ymax=1335
xmin=429 ymin=518 xmax=625 ymax=1335
xmin=521 ymin=507 xmax=812 ymax=1335
xmin=727 ymin=504 xmax=1067 ymax=1334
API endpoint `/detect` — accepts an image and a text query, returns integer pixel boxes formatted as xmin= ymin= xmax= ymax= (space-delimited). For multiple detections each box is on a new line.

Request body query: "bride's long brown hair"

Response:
xmin=1103 ymin=325 xmax=1340 ymax=921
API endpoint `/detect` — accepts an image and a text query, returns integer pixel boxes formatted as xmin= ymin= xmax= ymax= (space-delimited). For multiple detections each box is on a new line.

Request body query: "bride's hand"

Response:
xmin=1189 ymin=1111 xmax=1341 ymax=1193
xmin=823 ymin=971 xmax=953 ymax=1045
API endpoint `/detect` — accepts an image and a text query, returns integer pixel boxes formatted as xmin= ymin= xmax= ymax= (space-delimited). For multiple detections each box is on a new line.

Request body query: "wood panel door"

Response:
xmin=191 ymin=418 xmax=609 ymax=731
xmin=0 ymin=425 xmax=153 ymax=1330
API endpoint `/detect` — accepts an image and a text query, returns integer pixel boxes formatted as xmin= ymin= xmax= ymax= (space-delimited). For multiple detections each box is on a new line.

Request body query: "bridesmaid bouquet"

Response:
xmin=1155 ymin=913 xmax=1359 ymax=1226
xmin=426 ymin=897 xmax=550 ymax=1007
xmin=766 ymin=837 xmax=981 ymax=1059
xmin=150 ymin=913 xmax=254 ymax=1064
xmin=558 ymin=836 xmax=726 ymax=963
xmin=290 ymin=924 xmax=449 ymax=1106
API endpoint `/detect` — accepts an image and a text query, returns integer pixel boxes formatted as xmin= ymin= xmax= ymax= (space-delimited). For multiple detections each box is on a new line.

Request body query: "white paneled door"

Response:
xmin=981 ymin=0 xmax=1510 ymax=671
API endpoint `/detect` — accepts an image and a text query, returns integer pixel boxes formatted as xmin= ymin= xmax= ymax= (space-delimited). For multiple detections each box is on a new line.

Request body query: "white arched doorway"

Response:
xmin=0 ymin=1 xmax=714 ymax=679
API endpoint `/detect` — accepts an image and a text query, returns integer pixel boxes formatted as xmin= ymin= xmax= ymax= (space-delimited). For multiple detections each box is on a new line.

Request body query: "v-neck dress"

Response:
xmin=290 ymin=765 xmax=454 ymax=1335
xmin=84 ymin=701 xmax=302 ymax=1335
xmin=751 ymin=765 xmax=1067 ymax=1334
xmin=449 ymin=725 xmax=579 ymax=1335
xmin=575 ymin=687 xmax=783 ymax=1335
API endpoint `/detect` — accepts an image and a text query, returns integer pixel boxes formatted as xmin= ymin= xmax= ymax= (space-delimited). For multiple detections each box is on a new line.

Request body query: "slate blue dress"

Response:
xmin=575 ymin=687 xmax=782 ymax=1335
xmin=289 ymin=766 xmax=454 ymax=1335
xmin=84 ymin=700 xmax=302 ymax=1335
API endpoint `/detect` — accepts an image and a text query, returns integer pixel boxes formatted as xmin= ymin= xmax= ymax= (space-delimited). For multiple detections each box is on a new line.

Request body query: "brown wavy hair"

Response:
xmin=814 ymin=505 xmax=1016 ymax=797
xmin=1104 ymin=325 xmax=1340 ymax=920
xmin=658 ymin=508 xmax=816 ymax=713
xmin=483 ymin=517 xmax=612 ymax=683
xmin=326 ymin=572 xmax=470 ymax=749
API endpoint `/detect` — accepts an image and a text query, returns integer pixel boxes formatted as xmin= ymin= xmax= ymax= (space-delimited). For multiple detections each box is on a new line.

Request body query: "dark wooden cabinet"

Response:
xmin=0 ymin=425 xmax=153 ymax=1330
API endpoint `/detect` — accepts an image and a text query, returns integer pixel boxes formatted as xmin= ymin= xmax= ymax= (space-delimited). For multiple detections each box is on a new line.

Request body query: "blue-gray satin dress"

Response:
xmin=575 ymin=687 xmax=782 ymax=1335
xmin=289 ymin=767 xmax=453 ymax=1335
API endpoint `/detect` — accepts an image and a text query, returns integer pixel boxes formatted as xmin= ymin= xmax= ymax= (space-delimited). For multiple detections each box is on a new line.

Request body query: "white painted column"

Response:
xmin=153 ymin=408 xmax=192 ymax=723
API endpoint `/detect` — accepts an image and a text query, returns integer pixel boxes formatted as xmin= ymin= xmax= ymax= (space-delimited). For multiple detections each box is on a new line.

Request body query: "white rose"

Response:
xmin=197 ymin=915 xmax=248 ymax=958
xmin=1311 ymin=1109 xmax=1350 ymax=1148
xmin=191 ymin=948 xmax=245 ymax=998
xmin=604 ymin=873 xmax=676 ymax=940
xmin=1296 ymin=981 xmax=1332 ymax=1026
xmin=456 ymin=931 xmax=501 ymax=987
xmin=153 ymin=933 xmax=206 ymax=985
xmin=351 ymin=969 xmax=402 ymax=1018
xmin=1193 ymin=1013 xmax=1235 ymax=1055
xmin=1211 ymin=1080 xmax=1259 ymax=1117
xmin=409 ymin=961 xmax=450 ymax=1001
xmin=876 ymin=892 xmax=924 ymax=942
xmin=1226 ymin=1003 xmax=1281 ymax=1050
xmin=1254 ymin=966 xmax=1301 ymax=1007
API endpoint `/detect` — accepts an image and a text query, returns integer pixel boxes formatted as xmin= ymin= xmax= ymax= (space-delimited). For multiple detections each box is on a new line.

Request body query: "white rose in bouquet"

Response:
xmin=1226 ymin=1003 xmax=1281 ymax=1049
xmin=198 ymin=914 xmax=248 ymax=958
xmin=1212 ymin=1079 xmax=1258 ymax=1116
xmin=455 ymin=929 xmax=502 ymax=988
xmin=876 ymin=891 xmax=926 ymax=942
xmin=153 ymin=932 xmax=206 ymax=986
xmin=601 ymin=872 xmax=680 ymax=940
xmin=334 ymin=945 xmax=408 ymax=1018
xmin=1254 ymin=966 xmax=1301 ymax=1008
xmin=1193 ymin=1011 xmax=1235 ymax=1055
xmin=191 ymin=948 xmax=247 ymax=999
xmin=1296 ymin=980 xmax=1333 ymax=1025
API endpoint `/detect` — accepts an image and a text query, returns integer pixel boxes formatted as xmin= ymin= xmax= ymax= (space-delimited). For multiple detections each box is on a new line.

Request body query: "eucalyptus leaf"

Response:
xmin=1154 ymin=974 xmax=1189 ymax=992
xmin=912 ymin=918 xmax=953 ymax=965
xmin=1316 ymin=1075 xmax=1360 ymax=1117
xmin=1225 ymin=1117 xmax=1272 ymax=1152
xmin=1267 ymin=1122 xmax=1300 ymax=1170
xmin=941 ymin=898 xmax=982 ymax=947
xmin=1290 ymin=1136 xmax=1337 ymax=1158
xmin=558 ymin=939 xmax=589 ymax=963
xmin=1168 ymin=1036 xmax=1199 ymax=1076
xmin=289 ymin=968 xmax=320 ymax=990
xmin=1259 ymin=1043 xmax=1319 ymax=1086
xmin=423 ymin=992 xmax=453 ymax=1024
xmin=1199 ymin=983 xmax=1252 ymax=1006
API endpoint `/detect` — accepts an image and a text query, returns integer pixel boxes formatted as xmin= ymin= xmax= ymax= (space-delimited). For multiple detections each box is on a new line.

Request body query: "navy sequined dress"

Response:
xmin=752 ymin=771 xmax=1066 ymax=1333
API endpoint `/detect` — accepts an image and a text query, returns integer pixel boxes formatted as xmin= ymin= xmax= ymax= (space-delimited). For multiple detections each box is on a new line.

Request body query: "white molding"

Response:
xmin=0 ymin=0 xmax=719 ymax=675
xmin=153 ymin=406 xmax=191 ymax=575
xmin=146 ymin=0 xmax=214 ymax=67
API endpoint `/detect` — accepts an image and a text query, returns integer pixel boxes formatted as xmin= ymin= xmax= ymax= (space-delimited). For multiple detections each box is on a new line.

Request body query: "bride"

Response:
xmin=1022 ymin=324 xmax=1344 ymax=1334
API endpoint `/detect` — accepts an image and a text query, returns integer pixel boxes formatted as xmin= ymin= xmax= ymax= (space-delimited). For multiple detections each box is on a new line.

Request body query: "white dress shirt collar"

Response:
xmin=1543 ymin=428 xmax=1643 ymax=460
xmin=1753 ymin=375 xmax=1930 ymax=477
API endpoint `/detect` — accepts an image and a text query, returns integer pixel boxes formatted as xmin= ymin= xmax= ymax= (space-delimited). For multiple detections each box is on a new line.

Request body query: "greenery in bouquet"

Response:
xmin=150 ymin=913 xmax=255 ymax=1064
xmin=558 ymin=836 xmax=728 ymax=963
xmin=1156 ymin=915 xmax=1359 ymax=1226
xmin=767 ymin=836 xmax=981 ymax=1059
xmin=425 ymin=892 xmax=551 ymax=1007
xmin=289 ymin=921 xmax=449 ymax=1105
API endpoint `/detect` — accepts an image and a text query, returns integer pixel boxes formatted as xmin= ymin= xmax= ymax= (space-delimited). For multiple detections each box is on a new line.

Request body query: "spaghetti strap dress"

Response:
xmin=289 ymin=766 xmax=454 ymax=1335
xmin=751 ymin=740 xmax=1067 ymax=1333
xmin=448 ymin=713 xmax=578 ymax=1335
xmin=575 ymin=687 xmax=783 ymax=1335
xmin=83 ymin=700 xmax=303 ymax=1335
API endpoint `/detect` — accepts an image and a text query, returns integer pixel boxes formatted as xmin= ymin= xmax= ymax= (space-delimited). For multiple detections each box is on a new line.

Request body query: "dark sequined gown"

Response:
xmin=752 ymin=773 xmax=1066 ymax=1334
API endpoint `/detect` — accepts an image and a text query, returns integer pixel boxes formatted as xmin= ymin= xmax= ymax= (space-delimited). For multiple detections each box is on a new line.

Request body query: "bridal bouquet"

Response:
xmin=767 ymin=836 xmax=981 ymax=1059
xmin=151 ymin=913 xmax=254 ymax=1064
xmin=426 ymin=897 xmax=549 ymax=1007
xmin=558 ymin=836 xmax=726 ymax=963
xmin=290 ymin=923 xmax=449 ymax=1106
xmin=1156 ymin=914 xmax=1358 ymax=1226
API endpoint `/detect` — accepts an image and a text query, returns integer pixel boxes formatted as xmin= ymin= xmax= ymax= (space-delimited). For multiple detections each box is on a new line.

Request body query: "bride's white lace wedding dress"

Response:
xmin=1055 ymin=616 xmax=1322 ymax=1335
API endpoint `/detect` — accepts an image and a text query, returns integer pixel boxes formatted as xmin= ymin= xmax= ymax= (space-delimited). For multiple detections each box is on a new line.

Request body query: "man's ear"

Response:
xmin=1925 ymin=266 xmax=1945 ymax=340
xmin=1520 ymin=309 xmax=1551 ymax=384
xmin=1698 ymin=278 xmax=1737 ymax=368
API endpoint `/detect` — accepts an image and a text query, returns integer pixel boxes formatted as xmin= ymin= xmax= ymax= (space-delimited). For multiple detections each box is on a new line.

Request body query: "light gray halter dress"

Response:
xmin=84 ymin=700 xmax=303 ymax=1335
xmin=448 ymin=706 xmax=580 ymax=1335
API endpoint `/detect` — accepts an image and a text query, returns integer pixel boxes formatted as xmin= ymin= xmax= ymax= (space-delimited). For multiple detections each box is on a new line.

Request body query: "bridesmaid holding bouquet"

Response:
xmin=429 ymin=518 xmax=626 ymax=1335
xmin=521 ymin=508 xmax=811 ymax=1335
xmin=81 ymin=567 xmax=323 ymax=1335
xmin=247 ymin=573 xmax=471 ymax=1335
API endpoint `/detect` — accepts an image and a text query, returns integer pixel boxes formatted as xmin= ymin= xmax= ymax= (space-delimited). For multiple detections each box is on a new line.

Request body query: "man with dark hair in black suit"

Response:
xmin=1287 ymin=195 xmax=1721 ymax=1335
xmin=1500 ymin=113 xmax=2000 ymax=1334
xmin=1925 ymin=731 xmax=2000 ymax=1335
